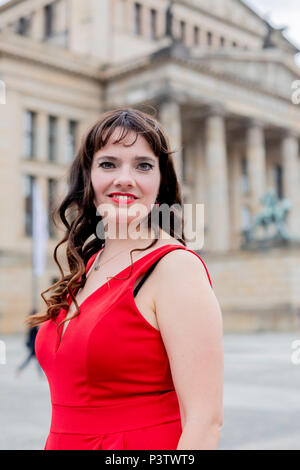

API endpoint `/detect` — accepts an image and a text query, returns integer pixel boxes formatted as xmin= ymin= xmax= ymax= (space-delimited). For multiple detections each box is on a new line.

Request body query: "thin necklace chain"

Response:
xmin=68 ymin=246 xmax=138 ymax=319
xmin=93 ymin=247 xmax=132 ymax=272
xmin=92 ymin=228 xmax=161 ymax=273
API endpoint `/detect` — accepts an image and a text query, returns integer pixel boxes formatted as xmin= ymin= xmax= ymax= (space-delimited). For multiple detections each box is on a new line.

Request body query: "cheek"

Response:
xmin=91 ymin=172 xmax=106 ymax=206
xmin=91 ymin=171 xmax=105 ymax=194
xmin=139 ymin=172 xmax=160 ymax=197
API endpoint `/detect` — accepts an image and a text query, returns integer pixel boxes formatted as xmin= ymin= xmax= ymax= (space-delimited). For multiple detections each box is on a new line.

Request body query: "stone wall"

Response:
xmin=201 ymin=246 xmax=300 ymax=332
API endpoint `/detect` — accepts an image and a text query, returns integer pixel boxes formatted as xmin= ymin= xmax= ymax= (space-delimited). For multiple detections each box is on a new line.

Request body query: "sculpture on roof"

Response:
xmin=262 ymin=20 xmax=287 ymax=49
xmin=165 ymin=0 xmax=175 ymax=40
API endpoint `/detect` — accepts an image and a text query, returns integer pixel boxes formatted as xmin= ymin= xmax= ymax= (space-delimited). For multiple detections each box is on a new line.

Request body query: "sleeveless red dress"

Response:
xmin=35 ymin=244 xmax=213 ymax=450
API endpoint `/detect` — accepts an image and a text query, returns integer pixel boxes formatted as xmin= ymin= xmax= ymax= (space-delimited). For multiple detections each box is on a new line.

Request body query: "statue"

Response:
xmin=166 ymin=0 xmax=174 ymax=40
xmin=151 ymin=0 xmax=189 ymax=63
xmin=263 ymin=19 xmax=287 ymax=49
xmin=263 ymin=22 xmax=276 ymax=49
xmin=242 ymin=190 xmax=296 ymax=247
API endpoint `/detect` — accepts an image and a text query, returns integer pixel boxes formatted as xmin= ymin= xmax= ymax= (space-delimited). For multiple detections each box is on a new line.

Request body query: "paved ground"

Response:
xmin=0 ymin=331 xmax=300 ymax=450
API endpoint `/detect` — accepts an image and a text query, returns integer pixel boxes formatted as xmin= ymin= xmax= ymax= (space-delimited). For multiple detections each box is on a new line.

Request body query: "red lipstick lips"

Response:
xmin=108 ymin=193 xmax=138 ymax=206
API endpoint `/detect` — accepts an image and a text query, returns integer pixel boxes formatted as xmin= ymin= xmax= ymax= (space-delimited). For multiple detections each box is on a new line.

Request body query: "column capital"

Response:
xmin=277 ymin=127 xmax=300 ymax=141
xmin=156 ymin=90 xmax=185 ymax=107
xmin=203 ymin=103 xmax=227 ymax=119
xmin=244 ymin=117 xmax=265 ymax=130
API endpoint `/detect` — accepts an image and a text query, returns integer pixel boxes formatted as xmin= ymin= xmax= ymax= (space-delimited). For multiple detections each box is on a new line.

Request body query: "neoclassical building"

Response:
xmin=1 ymin=0 xmax=300 ymax=333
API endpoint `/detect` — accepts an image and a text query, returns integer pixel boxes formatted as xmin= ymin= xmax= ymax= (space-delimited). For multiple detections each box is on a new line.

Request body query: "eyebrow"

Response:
xmin=96 ymin=155 xmax=157 ymax=163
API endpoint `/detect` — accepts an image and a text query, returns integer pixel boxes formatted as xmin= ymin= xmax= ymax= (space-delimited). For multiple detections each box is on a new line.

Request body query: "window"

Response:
xmin=232 ymin=41 xmax=237 ymax=48
xmin=67 ymin=120 xmax=77 ymax=163
xmin=194 ymin=26 xmax=200 ymax=45
xmin=48 ymin=179 xmax=57 ymax=238
xmin=274 ymin=164 xmax=283 ymax=200
xmin=44 ymin=3 xmax=54 ymax=38
xmin=23 ymin=174 xmax=35 ymax=237
xmin=23 ymin=111 xmax=36 ymax=159
xmin=220 ymin=36 xmax=225 ymax=47
xmin=179 ymin=20 xmax=186 ymax=44
xmin=207 ymin=31 xmax=213 ymax=46
xmin=48 ymin=116 xmax=57 ymax=162
xmin=150 ymin=9 xmax=157 ymax=40
xmin=16 ymin=16 xmax=31 ymax=36
xmin=241 ymin=157 xmax=250 ymax=195
xmin=134 ymin=3 xmax=142 ymax=35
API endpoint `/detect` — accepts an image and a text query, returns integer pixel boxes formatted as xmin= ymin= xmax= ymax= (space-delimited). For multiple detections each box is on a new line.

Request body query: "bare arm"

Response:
xmin=153 ymin=250 xmax=224 ymax=450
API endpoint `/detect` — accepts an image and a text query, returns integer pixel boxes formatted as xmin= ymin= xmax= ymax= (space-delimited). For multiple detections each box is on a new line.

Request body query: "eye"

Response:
xmin=98 ymin=162 xmax=115 ymax=169
xmin=98 ymin=162 xmax=154 ymax=171
xmin=138 ymin=163 xmax=154 ymax=171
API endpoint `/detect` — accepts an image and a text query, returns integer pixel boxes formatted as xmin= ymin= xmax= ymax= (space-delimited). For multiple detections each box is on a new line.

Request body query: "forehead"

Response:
xmin=99 ymin=127 xmax=154 ymax=153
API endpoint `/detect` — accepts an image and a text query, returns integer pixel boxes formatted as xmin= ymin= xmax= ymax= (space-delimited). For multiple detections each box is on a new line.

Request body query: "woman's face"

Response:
xmin=91 ymin=127 xmax=161 ymax=235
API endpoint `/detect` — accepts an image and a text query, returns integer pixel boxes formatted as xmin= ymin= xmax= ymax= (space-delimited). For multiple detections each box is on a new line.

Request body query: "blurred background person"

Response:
xmin=15 ymin=309 xmax=42 ymax=377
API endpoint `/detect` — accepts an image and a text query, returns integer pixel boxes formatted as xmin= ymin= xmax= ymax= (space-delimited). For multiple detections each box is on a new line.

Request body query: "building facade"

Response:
xmin=1 ymin=0 xmax=300 ymax=333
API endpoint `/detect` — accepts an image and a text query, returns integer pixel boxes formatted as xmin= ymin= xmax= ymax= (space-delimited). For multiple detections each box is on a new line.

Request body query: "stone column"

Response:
xmin=246 ymin=120 xmax=266 ymax=217
xmin=184 ymin=142 xmax=195 ymax=198
xmin=34 ymin=176 xmax=50 ymax=310
xmin=0 ymin=90 xmax=22 ymax=247
xmin=204 ymin=106 xmax=230 ymax=252
xmin=230 ymin=145 xmax=243 ymax=249
xmin=36 ymin=112 xmax=48 ymax=162
xmin=159 ymin=99 xmax=183 ymax=184
xmin=78 ymin=120 xmax=89 ymax=146
xmin=57 ymin=117 xmax=69 ymax=165
xmin=141 ymin=3 xmax=149 ymax=38
xmin=193 ymin=131 xmax=206 ymax=251
xmin=31 ymin=9 xmax=44 ymax=41
xmin=281 ymin=131 xmax=300 ymax=239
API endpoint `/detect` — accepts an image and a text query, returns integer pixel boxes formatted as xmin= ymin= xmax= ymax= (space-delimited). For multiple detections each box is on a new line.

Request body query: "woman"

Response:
xmin=27 ymin=108 xmax=223 ymax=450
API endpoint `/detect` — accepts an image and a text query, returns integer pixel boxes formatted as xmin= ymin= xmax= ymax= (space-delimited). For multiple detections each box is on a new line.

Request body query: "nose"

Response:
xmin=113 ymin=165 xmax=135 ymax=188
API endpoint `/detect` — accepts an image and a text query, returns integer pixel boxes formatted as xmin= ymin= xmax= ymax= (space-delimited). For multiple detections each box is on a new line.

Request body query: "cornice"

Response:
xmin=101 ymin=48 xmax=299 ymax=106
xmin=0 ymin=33 xmax=103 ymax=80
xmin=192 ymin=49 xmax=300 ymax=79
xmin=0 ymin=32 xmax=299 ymax=108
xmin=0 ymin=0 xmax=24 ymax=13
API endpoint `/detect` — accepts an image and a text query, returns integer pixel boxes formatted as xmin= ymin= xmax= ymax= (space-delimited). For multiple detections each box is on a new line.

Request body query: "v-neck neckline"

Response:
xmin=55 ymin=243 xmax=183 ymax=351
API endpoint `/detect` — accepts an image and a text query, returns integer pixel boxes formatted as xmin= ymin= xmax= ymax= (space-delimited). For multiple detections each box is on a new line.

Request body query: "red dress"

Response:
xmin=35 ymin=244 xmax=213 ymax=450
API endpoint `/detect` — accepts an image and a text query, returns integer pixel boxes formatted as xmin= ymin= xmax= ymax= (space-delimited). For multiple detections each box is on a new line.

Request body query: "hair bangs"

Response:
xmin=90 ymin=110 xmax=164 ymax=158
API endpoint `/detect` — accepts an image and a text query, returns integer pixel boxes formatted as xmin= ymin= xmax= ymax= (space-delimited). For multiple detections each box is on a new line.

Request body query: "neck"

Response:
xmin=102 ymin=224 xmax=162 ymax=254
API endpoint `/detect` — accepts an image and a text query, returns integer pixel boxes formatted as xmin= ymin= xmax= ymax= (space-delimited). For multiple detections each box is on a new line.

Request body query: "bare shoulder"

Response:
xmin=151 ymin=247 xmax=212 ymax=297
xmin=158 ymin=247 xmax=211 ymax=280
xmin=151 ymin=246 xmax=221 ymax=335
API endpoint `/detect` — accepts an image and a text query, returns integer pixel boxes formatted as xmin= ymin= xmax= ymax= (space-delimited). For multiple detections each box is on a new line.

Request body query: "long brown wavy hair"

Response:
xmin=25 ymin=107 xmax=186 ymax=332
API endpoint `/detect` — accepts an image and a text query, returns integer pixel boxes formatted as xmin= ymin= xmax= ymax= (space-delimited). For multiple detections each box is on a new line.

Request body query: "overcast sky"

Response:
xmin=0 ymin=0 xmax=299 ymax=64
